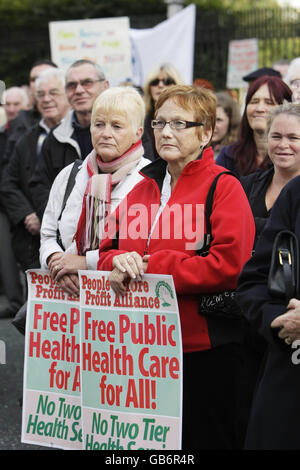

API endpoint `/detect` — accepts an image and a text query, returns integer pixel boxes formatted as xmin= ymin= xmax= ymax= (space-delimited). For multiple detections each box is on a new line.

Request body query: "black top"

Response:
xmin=240 ymin=167 xmax=274 ymax=248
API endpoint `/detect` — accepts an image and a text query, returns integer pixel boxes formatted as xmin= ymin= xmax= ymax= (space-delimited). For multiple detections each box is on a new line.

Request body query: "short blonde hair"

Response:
xmin=91 ymin=86 xmax=145 ymax=132
xmin=155 ymin=85 xmax=216 ymax=141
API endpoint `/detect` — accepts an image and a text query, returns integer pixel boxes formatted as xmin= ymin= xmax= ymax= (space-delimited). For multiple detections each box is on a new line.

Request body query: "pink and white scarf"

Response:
xmin=73 ymin=139 xmax=144 ymax=255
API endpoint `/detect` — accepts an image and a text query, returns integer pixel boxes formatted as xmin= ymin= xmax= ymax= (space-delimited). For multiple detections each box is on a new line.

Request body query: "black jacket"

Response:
xmin=240 ymin=167 xmax=274 ymax=248
xmin=236 ymin=175 xmax=300 ymax=449
xmin=0 ymin=124 xmax=8 ymax=188
xmin=0 ymin=123 xmax=45 ymax=270
xmin=30 ymin=110 xmax=85 ymax=220
xmin=3 ymin=108 xmax=40 ymax=167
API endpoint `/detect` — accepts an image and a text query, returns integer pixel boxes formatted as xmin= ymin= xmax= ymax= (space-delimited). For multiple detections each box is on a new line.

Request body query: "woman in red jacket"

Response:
xmin=98 ymin=85 xmax=255 ymax=449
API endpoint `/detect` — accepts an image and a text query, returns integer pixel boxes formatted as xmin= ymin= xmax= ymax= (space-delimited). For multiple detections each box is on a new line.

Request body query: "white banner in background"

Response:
xmin=130 ymin=4 xmax=196 ymax=86
xmin=48 ymin=5 xmax=196 ymax=88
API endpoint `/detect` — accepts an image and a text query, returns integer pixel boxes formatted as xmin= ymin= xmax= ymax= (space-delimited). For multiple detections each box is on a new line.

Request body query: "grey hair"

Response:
xmin=266 ymin=102 xmax=300 ymax=135
xmin=285 ymin=57 xmax=300 ymax=85
xmin=35 ymin=68 xmax=66 ymax=90
xmin=67 ymin=59 xmax=106 ymax=81
xmin=3 ymin=86 xmax=29 ymax=107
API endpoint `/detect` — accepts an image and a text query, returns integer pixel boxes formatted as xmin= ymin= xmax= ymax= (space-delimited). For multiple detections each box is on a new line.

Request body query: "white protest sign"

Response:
xmin=79 ymin=271 xmax=183 ymax=450
xmin=22 ymin=270 xmax=82 ymax=449
xmin=22 ymin=269 xmax=183 ymax=450
xmin=226 ymin=38 xmax=259 ymax=89
xmin=49 ymin=17 xmax=132 ymax=85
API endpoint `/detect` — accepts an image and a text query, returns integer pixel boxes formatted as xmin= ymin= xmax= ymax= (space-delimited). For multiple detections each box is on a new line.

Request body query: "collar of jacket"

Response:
xmin=251 ymin=165 xmax=274 ymax=182
xmin=52 ymin=109 xmax=81 ymax=157
xmin=139 ymin=147 xmax=213 ymax=191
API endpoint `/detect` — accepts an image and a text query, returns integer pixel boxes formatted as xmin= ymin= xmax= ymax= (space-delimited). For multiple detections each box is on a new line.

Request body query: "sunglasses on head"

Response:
xmin=150 ymin=77 xmax=176 ymax=87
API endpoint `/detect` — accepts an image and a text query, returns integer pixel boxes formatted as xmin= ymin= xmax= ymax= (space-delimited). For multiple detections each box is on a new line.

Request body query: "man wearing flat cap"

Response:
xmin=243 ymin=67 xmax=281 ymax=83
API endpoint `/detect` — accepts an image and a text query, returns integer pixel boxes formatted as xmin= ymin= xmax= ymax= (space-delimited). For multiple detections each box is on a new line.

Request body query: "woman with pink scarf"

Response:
xmin=40 ymin=86 xmax=150 ymax=297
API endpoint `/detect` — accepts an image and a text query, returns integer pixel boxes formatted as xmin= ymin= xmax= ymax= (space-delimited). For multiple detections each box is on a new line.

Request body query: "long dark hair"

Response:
xmin=232 ymin=75 xmax=292 ymax=176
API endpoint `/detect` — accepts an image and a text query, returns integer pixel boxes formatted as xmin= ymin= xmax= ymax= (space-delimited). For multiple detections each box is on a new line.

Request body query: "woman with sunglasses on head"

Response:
xmin=142 ymin=63 xmax=185 ymax=161
xmin=216 ymin=75 xmax=292 ymax=176
xmin=98 ymin=85 xmax=255 ymax=449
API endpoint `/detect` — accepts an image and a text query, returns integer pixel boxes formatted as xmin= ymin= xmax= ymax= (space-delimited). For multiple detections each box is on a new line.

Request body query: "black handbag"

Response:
xmin=197 ymin=171 xmax=242 ymax=319
xmin=11 ymin=301 xmax=27 ymax=335
xmin=268 ymin=230 xmax=299 ymax=303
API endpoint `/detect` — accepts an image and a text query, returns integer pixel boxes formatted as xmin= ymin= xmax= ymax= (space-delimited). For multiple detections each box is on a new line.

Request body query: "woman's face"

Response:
xmin=268 ymin=114 xmax=300 ymax=173
xmin=290 ymin=71 xmax=300 ymax=103
xmin=154 ymin=98 xmax=211 ymax=168
xmin=212 ymin=106 xmax=230 ymax=144
xmin=91 ymin=109 xmax=142 ymax=161
xmin=246 ymin=84 xmax=277 ymax=133
xmin=149 ymin=72 xmax=175 ymax=103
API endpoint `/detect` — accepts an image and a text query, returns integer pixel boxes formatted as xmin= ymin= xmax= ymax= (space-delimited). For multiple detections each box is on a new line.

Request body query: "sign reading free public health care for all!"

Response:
xmin=22 ymin=270 xmax=182 ymax=450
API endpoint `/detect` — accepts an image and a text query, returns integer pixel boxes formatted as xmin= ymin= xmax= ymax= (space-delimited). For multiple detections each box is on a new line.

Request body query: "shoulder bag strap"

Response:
xmin=56 ymin=159 xmax=82 ymax=250
xmin=197 ymin=171 xmax=236 ymax=256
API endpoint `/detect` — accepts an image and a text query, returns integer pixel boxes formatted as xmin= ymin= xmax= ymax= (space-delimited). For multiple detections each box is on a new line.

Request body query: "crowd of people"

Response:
xmin=1 ymin=54 xmax=300 ymax=450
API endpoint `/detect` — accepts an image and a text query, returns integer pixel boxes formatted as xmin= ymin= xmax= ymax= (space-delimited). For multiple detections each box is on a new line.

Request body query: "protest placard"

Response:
xmin=22 ymin=270 xmax=182 ymax=450
xmin=49 ymin=17 xmax=132 ymax=85
xmin=79 ymin=271 xmax=182 ymax=450
xmin=22 ymin=270 xmax=82 ymax=449
xmin=226 ymin=38 xmax=259 ymax=89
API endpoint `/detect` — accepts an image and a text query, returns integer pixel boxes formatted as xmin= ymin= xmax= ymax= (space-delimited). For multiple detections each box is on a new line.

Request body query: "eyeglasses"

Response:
xmin=151 ymin=119 xmax=204 ymax=130
xmin=290 ymin=79 xmax=300 ymax=90
xmin=36 ymin=90 xmax=64 ymax=99
xmin=149 ymin=77 xmax=176 ymax=87
xmin=65 ymin=78 xmax=104 ymax=92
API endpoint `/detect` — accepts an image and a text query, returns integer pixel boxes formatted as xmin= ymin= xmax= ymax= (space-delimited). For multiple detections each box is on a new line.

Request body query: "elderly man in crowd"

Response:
xmin=3 ymin=59 xmax=57 ymax=168
xmin=2 ymin=87 xmax=28 ymax=124
xmin=0 ymin=67 xmax=70 ymax=275
xmin=0 ymin=86 xmax=29 ymax=317
xmin=30 ymin=59 xmax=109 ymax=220
xmin=0 ymin=87 xmax=28 ymax=169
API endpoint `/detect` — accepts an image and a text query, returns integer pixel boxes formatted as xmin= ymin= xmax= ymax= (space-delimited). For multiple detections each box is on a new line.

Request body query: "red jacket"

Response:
xmin=98 ymin=147 xmax=255 ymax=352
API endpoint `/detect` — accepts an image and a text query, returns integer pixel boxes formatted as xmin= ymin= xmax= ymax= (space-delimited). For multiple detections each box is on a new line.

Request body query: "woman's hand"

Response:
xmin=109 ymin=268 xmax=130 ymax=295
xmin=57 ymin=273 xmax=80 ymax=298
xmin=112 ymin=251 xmax=145 ymax=280
xmin=109 ymin=252 xmax=149 ymax=294
xmin=271 ymin=298 xmax=300 ymax=343
xmin=48 ymin=252 xmax=64 ymax=279
xmin=48 ymin=252 xmax=87 ymax=282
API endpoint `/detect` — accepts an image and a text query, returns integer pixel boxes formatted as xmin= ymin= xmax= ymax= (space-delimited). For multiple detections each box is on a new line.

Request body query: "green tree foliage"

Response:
xmin=0 ymin=0 xmax=166 ymax=20
xmin=187 ymin=0 xmax=279 ymax=10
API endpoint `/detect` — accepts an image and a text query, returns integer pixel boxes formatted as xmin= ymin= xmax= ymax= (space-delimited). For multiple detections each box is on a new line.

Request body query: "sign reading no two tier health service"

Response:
xmin=22 ymin=269 xmax=182 ymax=450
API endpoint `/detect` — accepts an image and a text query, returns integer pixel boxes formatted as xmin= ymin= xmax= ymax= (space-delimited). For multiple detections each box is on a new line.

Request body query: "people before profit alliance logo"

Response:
xmin=96 ymin=201 xmax=206 ymax=251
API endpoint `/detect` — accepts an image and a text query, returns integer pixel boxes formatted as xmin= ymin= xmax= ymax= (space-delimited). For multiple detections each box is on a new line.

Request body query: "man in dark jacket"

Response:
xmin=2 ymin=59 xmax=58 ymax=169
xmin=0 ymin=87 xmax=28 ymax=317
xmin=30 ymin=59 xmax=109 ymax=220
xmin=0 ymin=68 xmax=70 ymax=273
